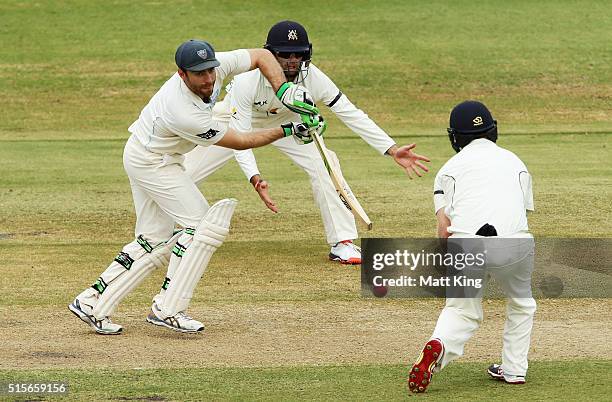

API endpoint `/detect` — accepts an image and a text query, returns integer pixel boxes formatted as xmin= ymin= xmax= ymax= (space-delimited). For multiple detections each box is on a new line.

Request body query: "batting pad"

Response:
xmin=152 ymin=229 xmax=195 ymax=307
xmin=161 ymin=198 xmax=237 ymax=317
xmin=92 ymin=231 xmax=181 ymax=319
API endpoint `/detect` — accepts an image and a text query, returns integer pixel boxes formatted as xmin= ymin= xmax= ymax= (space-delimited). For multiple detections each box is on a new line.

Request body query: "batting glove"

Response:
xmin=300 ymin=112 xmax=321 ymax=128
xmin=314 ymin=118 xmax=327 ymax=137
xmin=281 ymin=122 xmax=313 ymax=145
xmin=276 ymin=82 xmax=319 ymax=116
xmin=301 ymin=114 xmax=327 ymax=138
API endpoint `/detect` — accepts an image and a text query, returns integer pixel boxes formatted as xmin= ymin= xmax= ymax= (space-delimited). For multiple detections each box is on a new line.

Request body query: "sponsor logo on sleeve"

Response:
xmin=196 ymin=128 xmax=220 ymax=139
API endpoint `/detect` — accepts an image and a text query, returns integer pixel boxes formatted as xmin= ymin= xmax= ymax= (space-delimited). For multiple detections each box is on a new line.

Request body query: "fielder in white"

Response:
xmin=69 ymin=39 xmax=322 ymax=335
xmin=184 ymin=21 xmax=430 ymax=265
xmin=408 ymin=101 xmax=536 ymax=393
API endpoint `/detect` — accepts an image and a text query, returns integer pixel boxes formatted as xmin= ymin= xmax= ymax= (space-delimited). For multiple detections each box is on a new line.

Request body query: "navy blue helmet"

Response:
xmin=447 ymin=100 xmax=498 ymax=152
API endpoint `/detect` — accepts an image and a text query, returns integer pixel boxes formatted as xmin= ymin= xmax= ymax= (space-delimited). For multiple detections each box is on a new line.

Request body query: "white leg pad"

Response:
xmin=152 ymin=230 xmax=195 ymax=307
xmin=161 ymin=198 xmax=237 ymax=317
xmin=89 ymin=239 xmax=152 ymax=297
xmin=92 ymin=231 xmax=181 ymax=319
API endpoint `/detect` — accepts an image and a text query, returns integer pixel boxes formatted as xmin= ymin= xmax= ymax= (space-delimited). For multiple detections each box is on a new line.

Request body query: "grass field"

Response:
xmin=1 ymin=361 xmax=611 ymax=401
xmin=1 ymin=0 xmax=611 ymax=401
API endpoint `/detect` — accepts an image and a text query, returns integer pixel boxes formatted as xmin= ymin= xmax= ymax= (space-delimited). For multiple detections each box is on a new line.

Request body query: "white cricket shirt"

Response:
xmin=433 ymin=138 xmax=534 ymax=236
xmin=214 ymin=63 xmax=397 ymax=179
xmin=128 ymin=50 xmax=251 ymax=155
xmin=224 ymin=64 xmax=395 ymax=152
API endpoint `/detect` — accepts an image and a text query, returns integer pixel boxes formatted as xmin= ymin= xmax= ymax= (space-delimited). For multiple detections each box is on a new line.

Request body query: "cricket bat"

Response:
xmin=311 ymin=130 xmax=373 ymax=230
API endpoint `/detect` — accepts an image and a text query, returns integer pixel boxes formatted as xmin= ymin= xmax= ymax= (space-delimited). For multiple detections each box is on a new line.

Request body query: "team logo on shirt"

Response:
xmin=473 ymin=116 xmax=484 ymax=126
xmin=288 ymin=30 xmax=298 ymax=40
xmin=197 ymin=49 xmax=208 ymax=60
xmin=254 ymin=100 xmax=268 ymax=107
xmin=197 ymin=128 xmax=219 ymax=139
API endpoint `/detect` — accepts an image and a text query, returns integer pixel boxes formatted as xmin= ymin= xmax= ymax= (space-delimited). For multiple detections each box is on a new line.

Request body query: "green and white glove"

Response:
xmin=301 ymin=114 xmax=327 ymax=138
xmin=315 ymin=119 xmax=327 ymax=137
xmin=281 ymin=122 xmax=313 ymax=145
xmin=276 ymin=82 xmax=320 ymax=116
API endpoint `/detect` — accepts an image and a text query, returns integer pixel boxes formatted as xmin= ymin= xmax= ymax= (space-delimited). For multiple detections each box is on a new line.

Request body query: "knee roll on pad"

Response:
xmin=195 ymin=223 xmax=229 ymax=248
xmin=92 ymin=231 xmax=182 ymax=319
xmin=161 ymin=198 xmax=237 ymax=317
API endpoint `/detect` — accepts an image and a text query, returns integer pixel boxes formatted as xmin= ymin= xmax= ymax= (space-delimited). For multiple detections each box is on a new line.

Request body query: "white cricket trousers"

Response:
xmin=77 ymin=135 xmax=211 ymax=317
xmin=183 ymin=135 xmax=358 ymax=245
xmin=431 ymin=233 xmax=536 ymax=376
xmin=124 ymin=134 xmax=210 ymax=242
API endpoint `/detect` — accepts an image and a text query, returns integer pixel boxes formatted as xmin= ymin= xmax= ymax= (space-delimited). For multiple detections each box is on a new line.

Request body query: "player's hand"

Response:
xmin=316 ymin=117 xmax=327 ymax=136
xmin=301 ymin=113 xmax=326 ymax=133
xmin=308 ymin=116 xmax=327 ymax=139
xmin=253 ymin=178 xmax=278 ymax=213
xmin=300 ymin=112 xmax=319 ymax=128
xmin=393 ymin=144 xmax=431 ymax=179
xmin=276 ymin=82 xmax=319 ymax=116
xmin=281 ymin=122 xmax=313 ymax=144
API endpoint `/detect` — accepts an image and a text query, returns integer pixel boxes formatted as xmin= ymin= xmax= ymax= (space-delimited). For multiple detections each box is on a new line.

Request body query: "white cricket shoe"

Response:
xmin=68 ymin=298 xmax=123 ymax=335
xmin=487 ymin=364 xmax=526 ymax=384
xmin=329 ymin=240 xmax=362 ymax=265
xmin=146 ymin=302 xmax=204 ymax=333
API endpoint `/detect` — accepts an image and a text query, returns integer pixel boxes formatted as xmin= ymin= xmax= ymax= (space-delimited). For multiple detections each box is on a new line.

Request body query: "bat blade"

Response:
xmin=311 ymin=131 xmax=372 ymax=230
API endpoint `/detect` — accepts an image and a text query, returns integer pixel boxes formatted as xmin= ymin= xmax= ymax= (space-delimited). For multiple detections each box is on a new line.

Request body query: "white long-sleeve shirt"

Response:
xmin=128 ymin=50 xmax=251 ymax=155
xmin=212 ymin=63 xmax=396 ymax=179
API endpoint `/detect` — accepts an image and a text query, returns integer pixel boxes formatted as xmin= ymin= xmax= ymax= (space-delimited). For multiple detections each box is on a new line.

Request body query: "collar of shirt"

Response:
xmin=463 ymin=138 xmax=496 ymax=150
xmin=177 ymin=74 xmax=213 ymax=110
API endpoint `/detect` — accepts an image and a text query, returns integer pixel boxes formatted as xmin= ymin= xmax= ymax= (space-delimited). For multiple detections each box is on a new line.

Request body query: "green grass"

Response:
xmin=0 ymin=134 xmax=610 ymax=245
xmin=1 ymin=361 xmax=610 ymax=401
xmin=0 ymin=1 xmax=610 ymax=400
xmin=1 ymin=0 xmax=610 ymax=139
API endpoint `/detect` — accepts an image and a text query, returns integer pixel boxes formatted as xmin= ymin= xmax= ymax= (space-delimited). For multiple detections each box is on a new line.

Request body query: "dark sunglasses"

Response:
xmin=276 ymin=51 xmax=307 ymax=59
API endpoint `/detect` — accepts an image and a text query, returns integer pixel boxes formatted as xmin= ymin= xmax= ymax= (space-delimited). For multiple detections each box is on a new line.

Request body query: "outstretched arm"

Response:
xmin=331 ymin=95 xmax=430 ymax=177
xmin=309 ymin=66 xmax=430 ymax=175
xmin=215 ymin=127 xmax=284 ymax=150
xmin=247 ymin=49 xmax=285 ymax=92
xmin=215 ymin=122 xmax=314 ymax=151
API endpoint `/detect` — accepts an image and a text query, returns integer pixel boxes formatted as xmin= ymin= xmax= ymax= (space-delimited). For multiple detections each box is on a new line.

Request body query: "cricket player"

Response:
xmin=183 ymin=21 xmax=430 ymax=265
xmin=69 ymin=39 xmax=322 ymax=335
xmin=408 ymin=101 xmax=536 ymax=392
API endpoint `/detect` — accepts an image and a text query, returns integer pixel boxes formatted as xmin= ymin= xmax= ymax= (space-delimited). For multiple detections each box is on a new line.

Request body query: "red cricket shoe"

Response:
xmin=408 ymin=339 xmax=444 ymax=393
